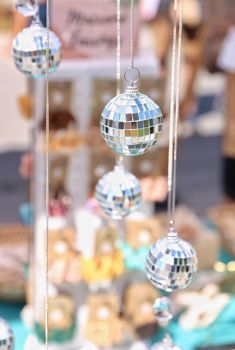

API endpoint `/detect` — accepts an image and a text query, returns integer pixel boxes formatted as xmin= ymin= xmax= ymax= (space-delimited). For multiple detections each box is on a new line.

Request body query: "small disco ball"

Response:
xmin=151 ymin=336 xmax=181 ymax=350
xmin=15 ymin=0 xmax=38 ymax=17
xmin=100 ymin=85 xmax=163 ymax=156
xmin=153 ymin=297 xmax=172 ymax=327
xmin=12 ymin=22 xmax=62 ymax=78
xmin=145 ymin=235 xmax=197 ymax=292
xmin=95 ymin=163 xmax=142 ymax=220
xmin=0 ymin=318 xmax=14 ymax=350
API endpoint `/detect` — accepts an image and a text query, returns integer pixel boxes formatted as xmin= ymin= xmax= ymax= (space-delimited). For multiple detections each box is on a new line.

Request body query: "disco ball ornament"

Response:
xmin=153 ymin=297 xmax=172 ymax=327
xmin=151 ymin=334 xmax=182 ymax=350
xmin=145 ymin=235 xmax=197 ymax=292
xmin=95 ymin=163 xmax=142 ymax=220
xmin=0 ymin=318 xmax=14 ymax=350
xmin=100 ymin=85 xmax=163 ymax=156
xmin=12 ymin=21 xmax=62 ymax=78
xmin=15 ymin=0 xmax=38 ymax=17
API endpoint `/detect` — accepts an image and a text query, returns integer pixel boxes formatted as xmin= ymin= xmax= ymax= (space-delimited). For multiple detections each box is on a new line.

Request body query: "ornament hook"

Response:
xmin=124 ymin=67 xmax=140 ymax=85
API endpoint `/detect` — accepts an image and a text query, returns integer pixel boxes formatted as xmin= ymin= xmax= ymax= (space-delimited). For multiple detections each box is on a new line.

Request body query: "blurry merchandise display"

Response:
xmin=0 ymin=224 xmax=30 ymax=301
xmin=2 ymin=1 xmax=235 ymax=350
xmin=208 ymin=204 xmax=235 ymax=257
xmin=34 ymin=295 xmax=76 ymax=343
xmin=12 ymin=0 xmax=62 ymax=78
xmin=83 ymin=294 xmax=124 ymax=347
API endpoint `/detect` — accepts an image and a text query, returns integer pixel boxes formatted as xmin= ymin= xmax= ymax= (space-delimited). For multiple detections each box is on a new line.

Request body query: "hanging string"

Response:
xmin=172 ymin=0 xmax=184 ymax=219
xmin=130 ymin=0 xmax=135 ymax=69
xmin=167 ymin=0 xmax=184 ymax=234
xmin=44 ymin=0 xmax=50 ymax=347
xmin=116 ymin=0 xmax=123 ymax=166
xmin=116 ymin=0 xmax=121 ymax=96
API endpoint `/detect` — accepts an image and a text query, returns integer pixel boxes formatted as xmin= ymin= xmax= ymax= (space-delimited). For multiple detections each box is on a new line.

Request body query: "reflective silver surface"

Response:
xmin=152 ymin=335 xmax=182 ymax=350
xmin=15 ymin=0 xmax=38 ymax=16
xmin=12 ymin=22 xmax=62 ymax=78
xmin=95 ymin=164 xmax=142 ymax=220
xmin=145 ymin=236 xmax=197 ymax=292
xmin=153 ymin=297 xmax=172 ymax=327
xmin=100 ymin=85 xmax=163 ymax=156
xmin=0 ymin=318 xmax=14 ymax=350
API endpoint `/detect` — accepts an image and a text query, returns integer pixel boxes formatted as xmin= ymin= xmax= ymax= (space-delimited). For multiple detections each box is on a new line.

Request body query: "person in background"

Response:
xmin=151 ymin=0 xmax=204 ymax=119
xmin=218 ymin=27 xmax=235 ymax=202
xmin=141 ymin=0 xmax=204 ymax=205
xmin=203 ymin=0 xmax=235 ymax=201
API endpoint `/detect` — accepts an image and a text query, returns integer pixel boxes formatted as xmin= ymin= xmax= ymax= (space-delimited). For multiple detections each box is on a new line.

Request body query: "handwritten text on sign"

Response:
xmin=52 ymin=0 xmax=140 ymax=58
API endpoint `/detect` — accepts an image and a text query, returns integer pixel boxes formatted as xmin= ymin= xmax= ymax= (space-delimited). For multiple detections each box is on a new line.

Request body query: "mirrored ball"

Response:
xmin=0 ymin=318 xmax=14 ymax=350
xmin=15 ymin=0 xmax=38 ymax=17
xmin=95 ymin=164 xmax=142 ymax=220
xmin=152 ymin=337 xmax=181 ymax=350
xmin=100 ymin=85 xmax=163 ymax=156
xmin=12 ymin=22 xmax=62 ymax=78
xmin=153 ymin=297 xmax=173 ymax=326
xmin=145 ymin=236 xmax=197 ymax=292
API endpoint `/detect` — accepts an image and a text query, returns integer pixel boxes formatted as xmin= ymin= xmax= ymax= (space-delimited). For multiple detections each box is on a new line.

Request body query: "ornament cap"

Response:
xmin=125 ymin=84 xmax=139 ymax=95
xmin=167 ymin=225 xmax=178 ymax=239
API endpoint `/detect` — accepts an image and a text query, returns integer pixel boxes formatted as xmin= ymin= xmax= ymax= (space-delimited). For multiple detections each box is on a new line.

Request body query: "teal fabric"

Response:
xmin=219 ymin=249 xmax=235 ymax=264
xmin=119 ymin=240 xmax=149 ymax=271
xmin=0 ymin=302 xmax=28 ymax=350
xmin=151 ymin=298 xmax=235 ymax=350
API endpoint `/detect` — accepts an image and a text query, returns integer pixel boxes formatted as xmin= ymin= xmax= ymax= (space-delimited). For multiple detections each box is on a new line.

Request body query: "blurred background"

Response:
xmin=0 ymin=0 xmax=235 ymax=349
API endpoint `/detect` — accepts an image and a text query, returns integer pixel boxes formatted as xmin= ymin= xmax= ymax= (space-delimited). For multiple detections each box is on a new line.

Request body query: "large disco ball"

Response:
xmin=12 ymin=22 xmax=62 ymax=78
xmin=100 ymin=85 xmax=163 ymax=156
xmin=15 ymin=0 xmax=38 ymax=17
xmin=95 ymin=163 xmax=142 ymax=220
xmin=145 ymin=235 xmax=197 ymax=292
xmin=0 ymin=318 xmax=14 ymax=350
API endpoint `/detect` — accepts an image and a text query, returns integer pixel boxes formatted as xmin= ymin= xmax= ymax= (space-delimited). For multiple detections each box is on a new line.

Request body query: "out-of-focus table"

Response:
xmin=2 ymin=297 xmax=235 ymax=350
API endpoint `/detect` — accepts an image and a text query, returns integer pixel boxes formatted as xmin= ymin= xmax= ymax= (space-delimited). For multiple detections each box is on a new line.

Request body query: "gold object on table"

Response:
xmin=81 ymin=250 xmax=124 ymax=283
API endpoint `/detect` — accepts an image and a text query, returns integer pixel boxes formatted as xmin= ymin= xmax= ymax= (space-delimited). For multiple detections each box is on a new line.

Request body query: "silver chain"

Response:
xmin=45 ymin=0 xmax=50 ymax=347
xmin=116 ymin=0 xmax=121 ymax=95
xmin=167 ymin=0 xmax=184 ymax=233
xmin=172 ymin=0 xmax=183 ymax=221
xmin=130 ymin=0 xmax=135 ymax=69
xmin=116 ymin=0 xmax=124 ymax=166
xmin=116 ymin=0 xmax=123 ymax=166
